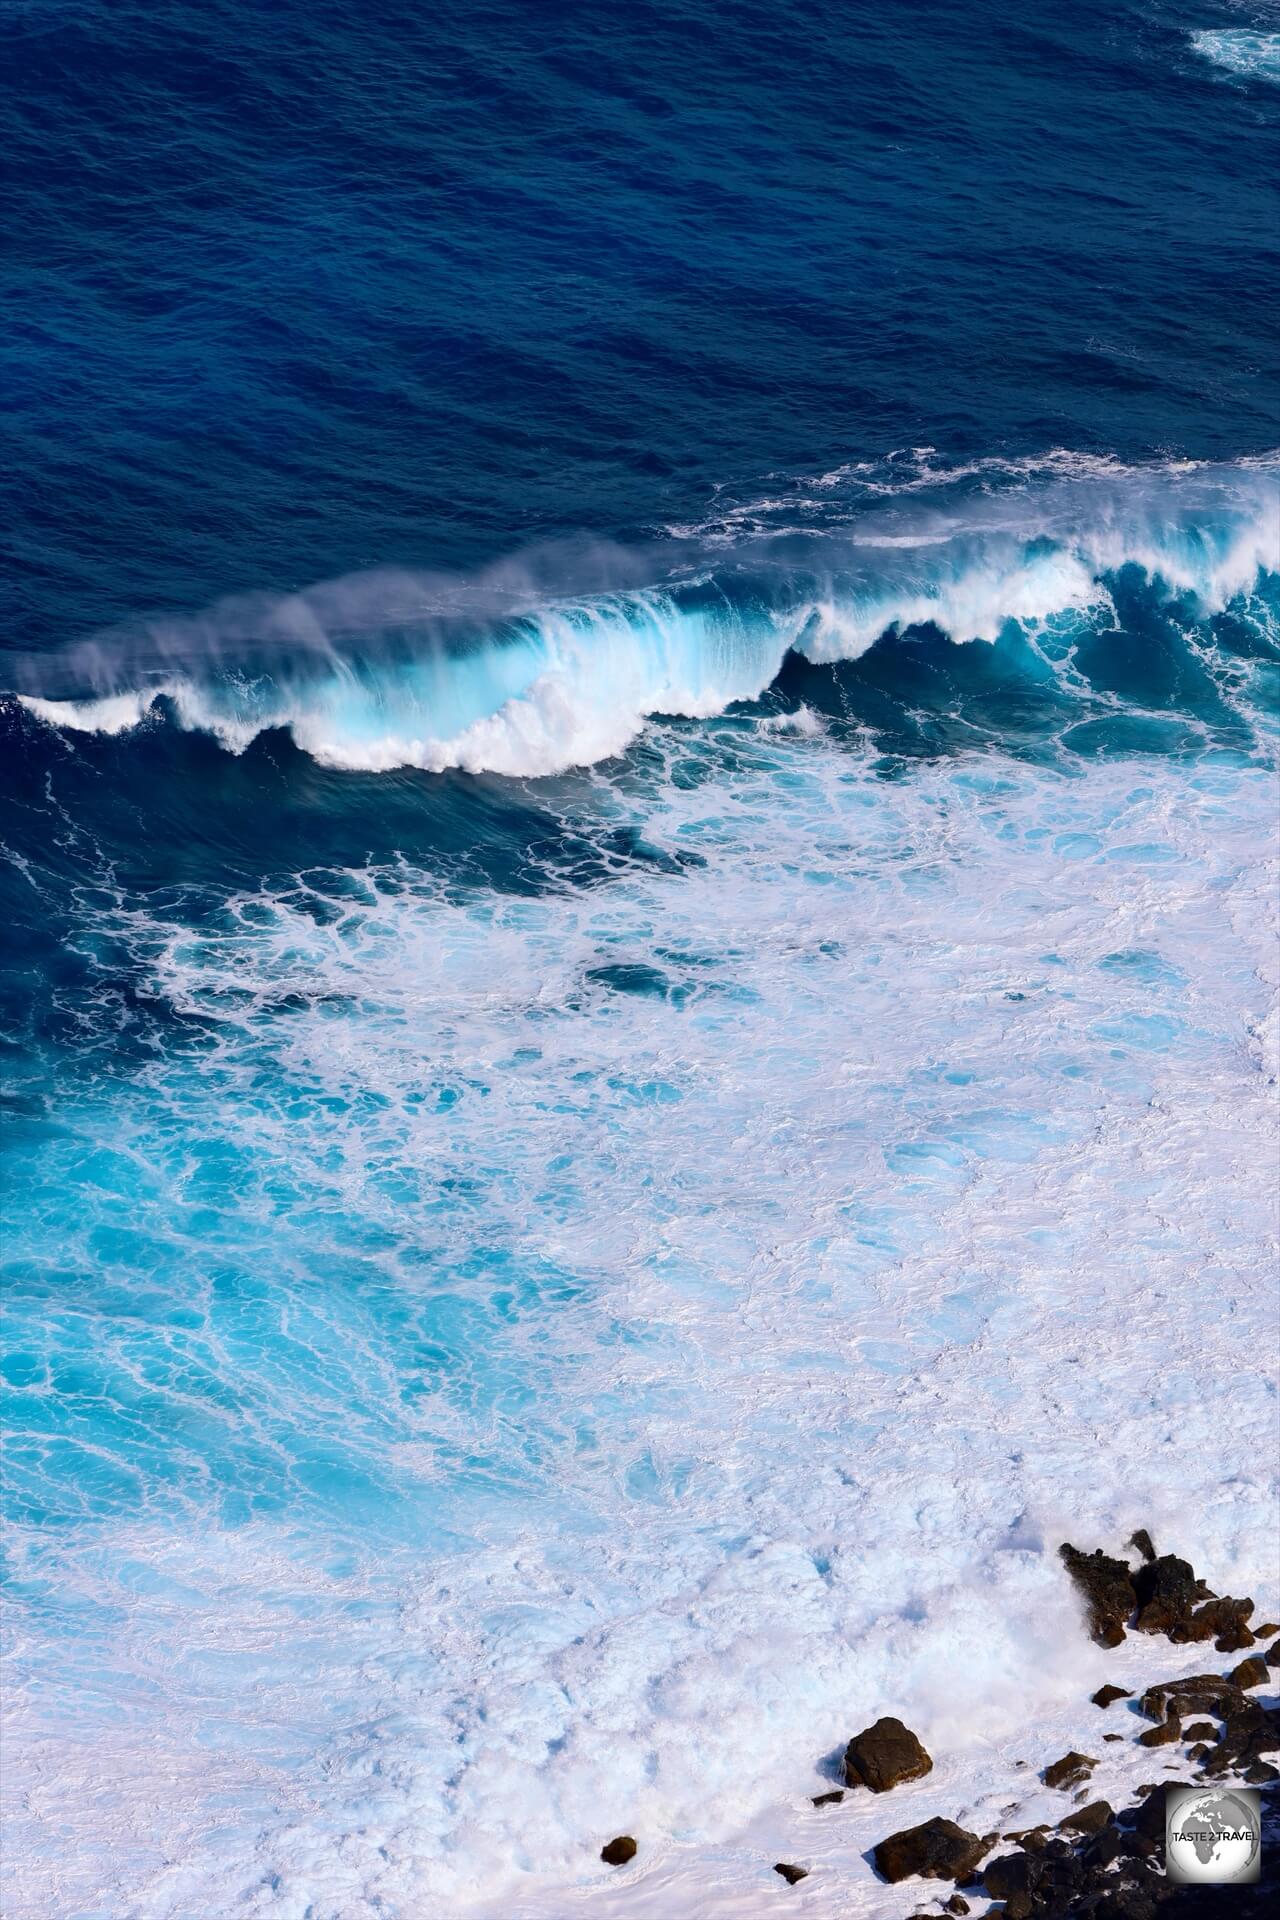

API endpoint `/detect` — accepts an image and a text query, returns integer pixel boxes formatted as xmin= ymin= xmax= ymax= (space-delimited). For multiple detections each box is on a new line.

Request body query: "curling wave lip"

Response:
xmin=13 ymin=459 xmax=1280 ymax=778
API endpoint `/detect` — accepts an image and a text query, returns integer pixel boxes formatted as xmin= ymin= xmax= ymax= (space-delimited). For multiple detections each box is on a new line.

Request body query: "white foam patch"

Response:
xmin=18 ymin=689 xmax=159 ymax=735
xmin=3 ymin=723 xmax=1277 ymax=1918
xmin=1192 ymin=28 xmax=1280 ymax=82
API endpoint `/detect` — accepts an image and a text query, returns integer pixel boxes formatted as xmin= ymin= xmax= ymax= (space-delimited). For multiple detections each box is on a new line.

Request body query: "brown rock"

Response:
xmin=1140 ymin=1672 xmax=1239 ymax=1723
xmin=844 ymin=1716 xmax=933 ymax=1793
xmin=1255 ymin=1621 xmax=1280 ymax=1639
xmin=1136 ymin=1714 xmax=1181 ymax=1746
xmin=1268 ymin=1642 xmax=1280 ymax=1668
xmin=872 ymin=1817 xmax=988 ymax=1885
xmin=1103 ymin=1733 xmax=1124 ymax=1742
xmin=811 ymin=1788 xmax=844 ymax=1806
xmin=1043 ymin=1751 xmax=1097 ymax=1790
xmin=1059 ymin=1544 xmax=1136 ymax=1646
xmin=1091 ymin=1683 xmax=1130 ymax=1708
xmin=1189 ymin=1595 xmax=1256 ymax=1652
xmin=1058 ymin=1800 xmax=1113 ymax=1835
xmin=1231 ymin=1656 xmax=1270 ymax=1689
xmin=600 ymin=1836 xmax=637 ymax=1867
xmin=1129 ymin=1528 xmax=1156 ymax=1563
xmin=1132 ymin=1553 xmax=1199 ymax=1635
xmin=943 ymin=1898 xmax=970 ymax=1915
xmin=774 ymin=1863 xmax=808 ymax=1885
xmin=1184 ymin=1720 xmax=1218 ymax=1740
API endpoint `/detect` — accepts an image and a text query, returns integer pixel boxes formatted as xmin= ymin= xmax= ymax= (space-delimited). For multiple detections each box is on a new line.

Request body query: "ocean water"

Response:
xmin=2 ymin=3 xmax=1279 ymax=1917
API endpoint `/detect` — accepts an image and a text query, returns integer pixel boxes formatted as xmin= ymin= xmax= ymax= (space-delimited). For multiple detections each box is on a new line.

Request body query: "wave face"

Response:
xmin=12 ymin=460 xmax=1280 ymax=776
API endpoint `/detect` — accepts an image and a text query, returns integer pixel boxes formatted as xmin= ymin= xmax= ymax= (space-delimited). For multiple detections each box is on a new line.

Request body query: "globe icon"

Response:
xmin=1166 ymin=1787 xmax=1261 ymax=1885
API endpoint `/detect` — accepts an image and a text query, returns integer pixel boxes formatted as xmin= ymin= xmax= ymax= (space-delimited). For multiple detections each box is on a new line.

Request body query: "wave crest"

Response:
xmin=13 ymin=459 xmax=1280 ymax=776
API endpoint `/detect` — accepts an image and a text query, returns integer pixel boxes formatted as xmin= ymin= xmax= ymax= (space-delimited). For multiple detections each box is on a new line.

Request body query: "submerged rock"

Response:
xmin=844 ymin=1716 xmax=933 ymax=1792
xmin=811 ymin=1788 xmax=844 ymax=1806
xmin=1043 ymin=1751 xmax=1096 ymax=1790
xmin=600 ymin=1835 xmax=637 ymax=1866
xmin=872 ymin=1816 xmax=989 ymax=1884
xmin=1060 ymin=1544 xmax=1135 ymax=1646
xmin=1090 ymin=1683 xmax=1130 ymax=1708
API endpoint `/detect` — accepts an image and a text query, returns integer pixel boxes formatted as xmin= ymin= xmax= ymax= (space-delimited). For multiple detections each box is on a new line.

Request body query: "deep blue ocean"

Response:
xmin=3 ymin=4 xmax=1279 ymax=1917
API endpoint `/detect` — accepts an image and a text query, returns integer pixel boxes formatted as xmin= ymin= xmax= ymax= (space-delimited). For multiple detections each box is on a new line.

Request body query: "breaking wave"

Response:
xmin=13 ymin=460 xmax=1280 ymax=777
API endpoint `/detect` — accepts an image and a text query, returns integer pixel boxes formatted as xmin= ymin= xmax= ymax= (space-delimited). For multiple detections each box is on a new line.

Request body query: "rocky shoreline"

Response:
xmin=598 ymin=1533 xmax=1280 ymax=1914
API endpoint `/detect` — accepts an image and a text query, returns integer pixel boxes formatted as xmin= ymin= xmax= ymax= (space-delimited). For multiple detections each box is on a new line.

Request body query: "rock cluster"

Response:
xmin=603 ymin=1531 xmax=1277 ymax=1900
xmin=1138 ymin=1667 xmax=1279 ymax=1783
xmin=1061 ymin=1533 xmax=1261 ymax=1652
xmin=976 ymin=1780 xmax=1280 ymax=1918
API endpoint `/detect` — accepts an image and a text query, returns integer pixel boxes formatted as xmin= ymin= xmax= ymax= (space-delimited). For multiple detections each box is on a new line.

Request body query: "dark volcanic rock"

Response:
xmin=1091 ymin=1684 xmax=1130 ymax=1709
xmin=1083 ymin=1824 xmax=1126 ymax=1869
xmin=600 ymin=1835 xmax=637 ymax=1866
xmin=1132 ymin=1553 xmax=1199 ymax=1635
xmin=1129 ymin=1529 xmax=1156 ymax=1563
xmin=1231 ymin=1655 xmax=1270 ymax=1689
xmin=984 ymin=1849 xmax=1039 ymax=1903
xmin=1269 ymin=1642 xmax=1280 ymax=1668
xmin=1183 ymin=1719 xmax=1218 ymax=1740
xmin=1136 ymin=1714 xmax=1181 ymax=1747
xmin=1190 ymin=1594 xmax=1256 ymax=1651
xmin=774 ymin=1862 xmax=808 ymax=1885
xmin=1060 ymin=1544 xmax=1136 ymax=1646
xmin=1200 ymin=1694 xmax=1280 ymax=1777
xmin=811 ymin=1788 xmax=844 ymax=1806
xmin=872 ymin=1817 xmax=988 ymax=1884
xmin=1140 ymin=1672 xmax=1238 ymax=1723
xmin=942 ymin=1898 xmax=970 ymax=1915
xmin=1129 ymin=1788 xmax=1167 ymax=1844
xmin=844 ymin=1716 xmax=933 ymax=1792
xmin=1059 ymin=1800 xmax=1113 ymax=1835
xmin=1043 ymin=1751 xmax=1097 ymax=1790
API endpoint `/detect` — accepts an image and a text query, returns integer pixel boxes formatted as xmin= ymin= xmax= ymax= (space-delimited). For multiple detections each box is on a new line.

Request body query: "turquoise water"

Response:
xmin=3 ymin=0 xmax=1279 ymax=1912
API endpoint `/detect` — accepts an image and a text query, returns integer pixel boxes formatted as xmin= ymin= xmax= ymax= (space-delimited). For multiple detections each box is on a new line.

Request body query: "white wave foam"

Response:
xmin=4 ymin=727 xmax=1278 ymax=1917
xmin=18 ymin=689 xmax=160 ymax=735
xmin=12 ymin=459 xmax=1280 ymax=775
xmin=1192 ymin=28 xmax=1280 ymax=81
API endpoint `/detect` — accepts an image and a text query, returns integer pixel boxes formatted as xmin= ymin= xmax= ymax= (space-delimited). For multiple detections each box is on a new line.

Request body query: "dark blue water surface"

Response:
xmin=3 ymin=5 xmax=1280 ymax=1915
xmin=4 ymin=0 xmax=1278 ymax=644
